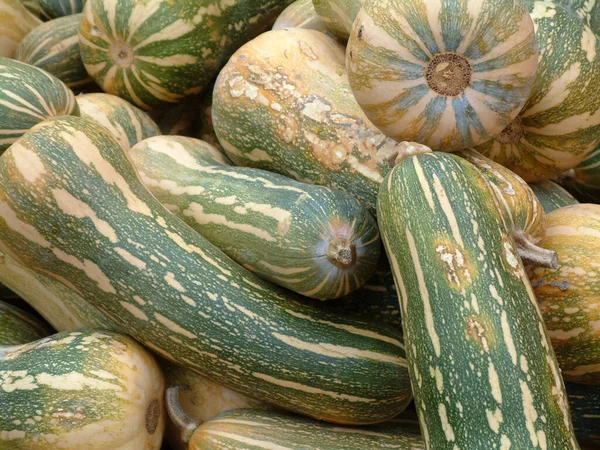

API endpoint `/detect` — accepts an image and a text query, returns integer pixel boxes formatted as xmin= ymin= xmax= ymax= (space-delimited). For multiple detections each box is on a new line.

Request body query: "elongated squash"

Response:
xmin=528 ymin=204 xmax=600 ymax=385
xmin=0 ymin=115 xmax=411 ymax=424
xmin=530 ymin=180 xmax=579 ymax=213
xmin=0 ymin=57 xmax=78 ymax=153
xmin=0 ymin=330 xmax=165 ymax=449
xmin=457 ymin=149 xmax=556 ymax=268
xmin=212 ymin=28 xmax=427 ymax=213
xmin=273 ymin=0 xmax=331 ymax=36
xmin=0 ymin=0 xmax=42 ymax=57
xmin=77 ymin=93 xmax=161 ymax=150
xmin=378 ymin=152 xmax=578 ymax=449
xmin=15 ymin=14 xmax=93 ymax=90
xmin=475 ymin=2 xmax=600 ymax=181
xmin=565 ymin=382 xmax=600 ymax=448
xmin=79 ymin=0 xmax=292 ymax=110
xmin=311 ymin=0 xmax=361 ymax=40
xmin=0 ymin=300 xmax=51 ymax=345
xmin=559 ymin=145 xmax=600 ymax=203
xmin=129 ymin=137 xmax=380 ymax=299
xmin=130 ymin=136 xmax=231 ymax=168
xmin=346 ymin=0 xmax=538 ymax=152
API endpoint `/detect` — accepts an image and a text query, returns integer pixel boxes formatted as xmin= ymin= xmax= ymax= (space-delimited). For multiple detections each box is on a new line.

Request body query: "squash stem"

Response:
xmin=166 ymin=386 xmax=200 ymax=444
xmin=513 ymin=232 xmax=558 ymax=269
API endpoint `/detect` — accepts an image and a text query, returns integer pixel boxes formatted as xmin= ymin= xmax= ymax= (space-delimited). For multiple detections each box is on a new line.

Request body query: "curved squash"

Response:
xmin=346 ymin=0 xmax=538 ymax=152
xmin=38 ymin=0 xmax=83 ymax=19
xmin=77 ymin=93 xmax=161 ymax=150
xmin=130 ymin=136 xmax=231 ymax=167
xmin=273 ymin=0 xmax=332 ymax=36
xmin=529 ymin=204 xmax=600 ymax=385
xmin=79 ymin=0 xmax=292 ymax=110
xmin=15 ymin=14 xmax=93 ymax=90
xmin=0 ymin=330 xmax=165 ymax=449
xmin=129 ymin=136 xmax=380 ymax=299
xmin=378 ymin=152 xmax=578 ymax=449
xmin=212 ymin=28 xmax=427 ymax=213
xmin=0 ymin=0 xmax=42 ymax=58
xmin=311 ymin=0 xmax=361 ymax=40
xmin=0 ymin=115 xmax=411 ymax=424
xmin=560 ymin=145 xmax=600 ymax=203
xmin=0 ymin=57 xmax=78 ymax=153
xmin=530 ymin=180 xmax=579 ymax=213
xmin=0 ymin=300 xmax=51 ymax=345
xmin=475 ymin=2 xmax=600 ymax=181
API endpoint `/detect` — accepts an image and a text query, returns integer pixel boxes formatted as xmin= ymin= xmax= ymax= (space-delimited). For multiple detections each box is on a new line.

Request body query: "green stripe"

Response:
xmin=529 ymin=180 xmax=579 ymax=213
xmin=0 ymin=301 xmax=51 ymax=345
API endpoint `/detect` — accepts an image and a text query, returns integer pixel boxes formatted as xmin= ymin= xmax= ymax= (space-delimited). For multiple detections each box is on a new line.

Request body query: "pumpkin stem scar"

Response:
xmin=425 ymin=52 xmax=472 ymax=97
xmin=495 ymin=117 xmax=525 ymax=144
xmin=327 ymin=237 xmax=356 ymax=268
xmin=109 ymin=40 xmax=135 ymax=69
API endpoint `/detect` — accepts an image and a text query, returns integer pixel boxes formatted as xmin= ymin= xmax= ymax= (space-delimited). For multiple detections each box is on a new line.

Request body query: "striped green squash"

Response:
xmin=530 ymin=180 xmax=579 ymax=213
xmin=130 ymin=136 xmax=231 ymax=167
xmin=129 ymin=136 xmax=380 ymax=300
xmin=560 ymin=145 xmax=600 ymax=203
xmin=554 ymin=0 xmax=600 ymax=35
xmin=0 ymin=0 xmax=42 ymax=57
xmin=0 ymin=115 xmax=411 ymax=424
xmin=311 ymin=0 xmax=361 ymax=40
xmin=212 ymin=28 xmax=429 ymax=214
xmin=346 ymin=0 xmax=538 ymax=152
xmin=0 ymin=300 xmax=51 ymax=345
xmin=378 ymin=152 xmax=578 ymax=449
xmin=38 ymin=0 xmax=83 ymax=19
xmin=273 ymin=0 xmax=331 ymax=36
xmin=475 ymin=2 xmax=600 ymax=182
xmin=79 ymin=0 xmax=291 ymax=110
xmin=528 ymin=204 xmax=600 ymax=385
xmin=77 ymin=93 xmax=161 ymax=150
xmin=170 ymin=406 xmax=424 ymax=449
xmin=457 ymin=149 xmax=556 ymax=268
xmin=15 ymin=14 xmax=93 ymax=90
xmin=0 ymin=330 xmax=165 ymax=449
xmin=0 ymin=57 xmax=78 ymax=153
xmin=565 ymin=382 xmax=600 ymax=448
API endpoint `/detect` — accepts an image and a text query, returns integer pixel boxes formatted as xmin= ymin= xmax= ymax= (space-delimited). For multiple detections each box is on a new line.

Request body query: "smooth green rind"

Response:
xmin=189 ymin=408 xmax=424 ymax=449
xmin=79 ymin=0 xmax=292 ymax=110
xmin=273 ymin=0 xmax=332 ymax=36
xmin=77 ymin=93 xmax=161 ymax=150
xmin=38 ymin=0 xmax=83 ymax=19
xmin=15 ymin=15 xmax=92 ymax=90
xmin=311 ymin=0 xmax=362 ymax=39
xmin=346 ymin=0 xmax=538 ymax=152
xmin=529 ymin=204 xmax=600 ymax=385
xmin=0 ymin=115 xmax=411 ymax=424
xmin=0 ymin=0 xmax=42 ymax=58
xmin=565 ymin=382 xmax=600 ymax=448
xmin=475 ymin=2 xmax=600 ymax=182
xmin=0 ymin=58 xmax=78 ymax=153
xmin=530 ymin=180 xmax=579 ymax=213
xmin=378 ymin=152 xmax=578 ymax=449
xmin=212 ymin=28 xmax=408 ymax=214
xmin=130 ymin=138 xmax=380 ymax=299
xmin=560 ymin=145 xmax=600 ymax=203
xmin=0 ymin=330 xmax=165 ymax=449
xmin=0 ymin=300 xmax=51 ymax=345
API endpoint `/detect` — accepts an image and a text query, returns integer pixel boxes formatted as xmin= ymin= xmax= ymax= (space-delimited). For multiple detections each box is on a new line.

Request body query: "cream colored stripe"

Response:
xmin=432 ymin=173 xmax=465 ymax=249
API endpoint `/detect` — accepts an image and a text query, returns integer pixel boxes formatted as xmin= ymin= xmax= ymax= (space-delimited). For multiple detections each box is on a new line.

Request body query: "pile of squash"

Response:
xmin=0 ymin=0 xmax=599 ymax=448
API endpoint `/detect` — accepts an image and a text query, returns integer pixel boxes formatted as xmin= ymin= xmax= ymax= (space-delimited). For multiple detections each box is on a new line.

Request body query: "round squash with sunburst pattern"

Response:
xmin=346 ymin=0 xmax=538 ymax=152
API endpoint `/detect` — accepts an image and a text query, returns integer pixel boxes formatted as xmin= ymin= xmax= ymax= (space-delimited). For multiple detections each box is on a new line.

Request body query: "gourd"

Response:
xmin=0 ymin=115 xmax=412 ymax=424
xmin=0 ymin=300 xmax=51 ymax=345
xmin=565 ymin=382 xmax=600 ymax=448
xmin=475 ymin=2 xmax=600 ymax=181
xmin=166 ymin=397 xmax=425 ymax=450
xmin=273 ymin=0 xmax=331 ymax=36
xmin=77 ymin=93 xmax=161 ymax=150
xmin=378 ymin=152 xmax=578 ymax=449
xmin=530 ymin=180 xmax=579 ymax=213
xmin=0 ymin=330 xmax=166 ymax=449
xmin=457 ymin=149 xmax=556 ymax=268
xmin=553 ymin=0 xmax=600 ymax=35
xmin=129 ymin=136 xmax=381 ymax=299
xmin=346 ymin=0 xmax=538 ymax=152
xmin=311 ymin=0 xmax=361 ymax=40
xmin=0 ymin=0 xmax=42 ymax=58
xmin=559 ymin=145 xmax=600 ymax=203
xmin=79 ymin=0 xmax=292 ymax=110
xmin=0 ymin=58 xmax=78 ymax=153
xmin=212 ymin=28 xmax=428 ymax=213
xmin=38 ymin=0 xmax=83 ymax=19
xmin=528 ymin=204 xmax=600 ymax=385
xmin=15 ymin=14 xmax=93 ymax=90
